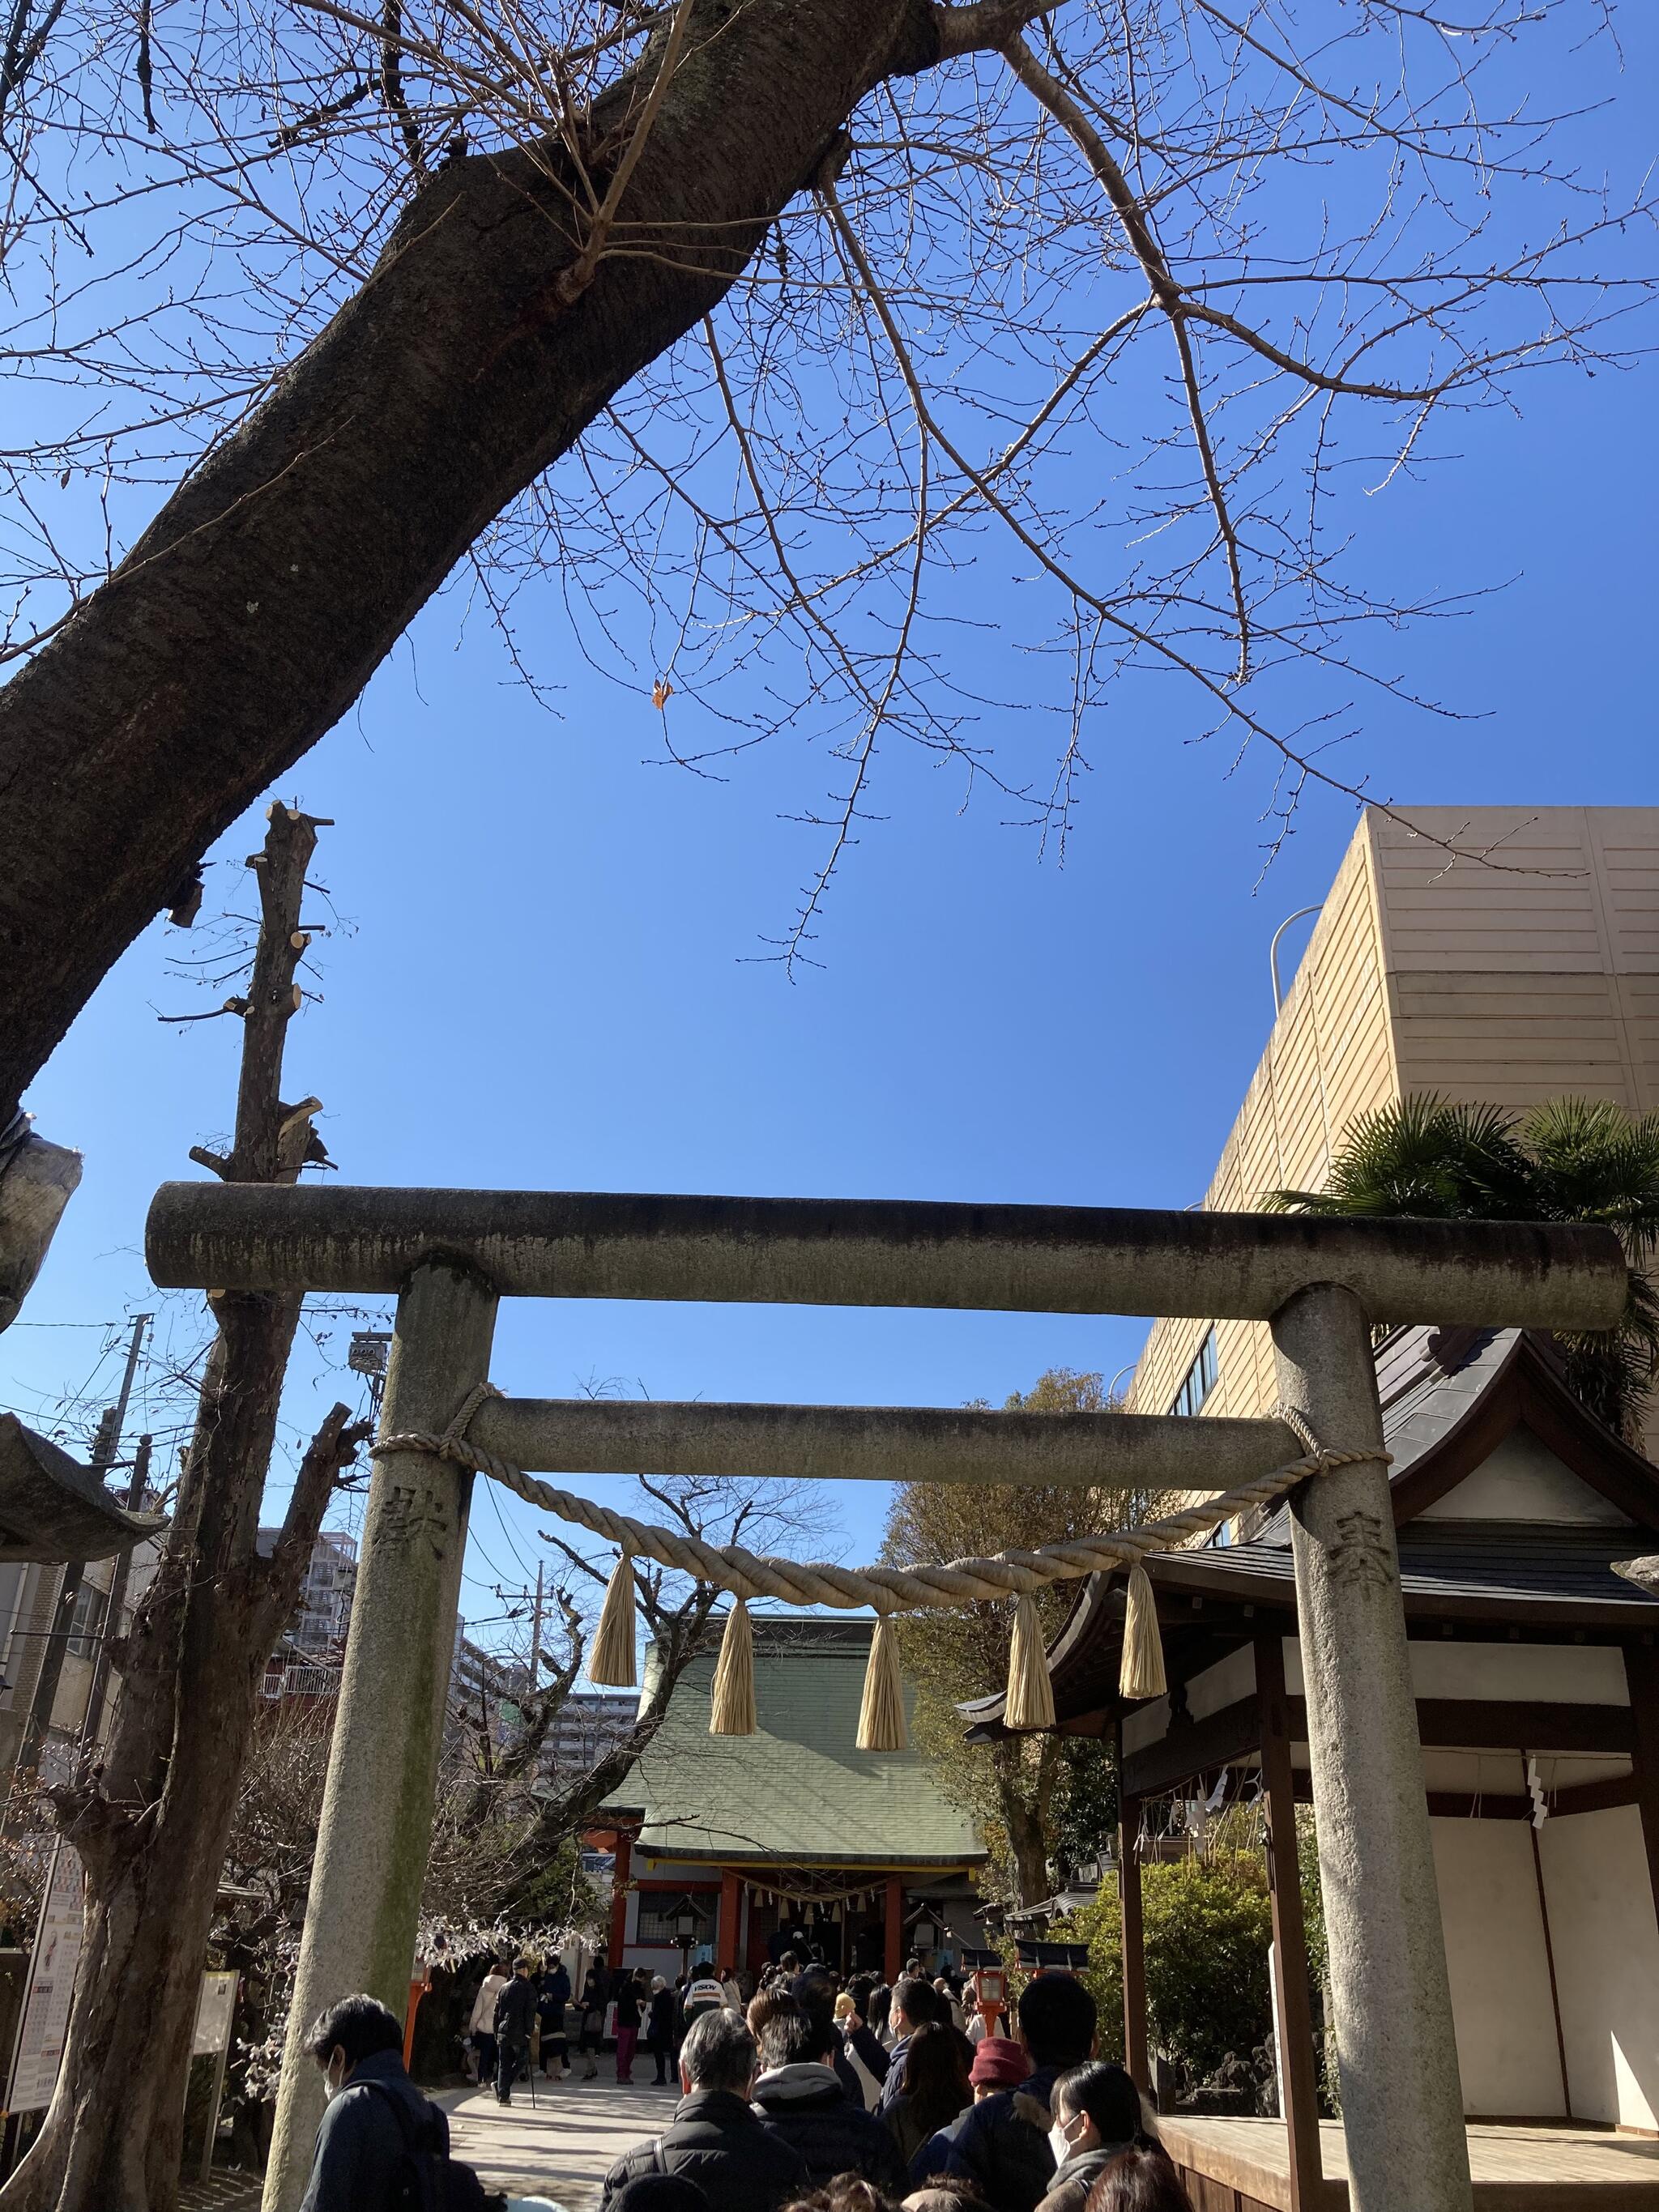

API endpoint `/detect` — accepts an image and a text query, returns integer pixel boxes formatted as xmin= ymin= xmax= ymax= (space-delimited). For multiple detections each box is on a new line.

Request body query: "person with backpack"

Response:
xmin=300 ymin=1992 xmax=492 ymax=2212
xmin=600 ymin=2007 xmax=807 ymax=2212
xmin=493 ymin=1958 xmax=539 ymax=2105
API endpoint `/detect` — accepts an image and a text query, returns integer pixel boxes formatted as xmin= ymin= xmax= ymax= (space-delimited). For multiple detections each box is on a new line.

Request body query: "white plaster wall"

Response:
xmin=1418 ymin=1428 xmax=1634 ymax=1524
xmin=1428 ymin=1818 xmax=1566 ymax=2117
xmin=1539 ymin=1805 xmax=1659 ymax=2129
xmin=1122 ymin=1697 xmax=1169 ymax=1756
xmin=1186 ymin=1643 xmax=1257 ymax=1721
xmin=1409 ymin=1642 xmax=1629 ymax=1703
xmin=1282 ymin=1637 xmax=1628 ymax=1708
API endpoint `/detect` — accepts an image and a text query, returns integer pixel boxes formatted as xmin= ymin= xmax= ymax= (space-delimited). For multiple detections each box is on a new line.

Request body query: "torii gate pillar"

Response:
xmin=263 ymin=1259 xmax=497 ymax=2212
xmin=1273 ymin=1283 xmax=1471 ymax=2212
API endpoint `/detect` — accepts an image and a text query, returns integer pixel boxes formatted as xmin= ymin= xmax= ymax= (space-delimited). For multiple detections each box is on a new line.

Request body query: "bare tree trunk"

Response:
xmin=0 ymin=810 xmax=368 ymax=2212
xmin=997 ymin=1759 xmax=1052 ymax=1912
xmin=0 ymin=0 xmax=952 ymax=1125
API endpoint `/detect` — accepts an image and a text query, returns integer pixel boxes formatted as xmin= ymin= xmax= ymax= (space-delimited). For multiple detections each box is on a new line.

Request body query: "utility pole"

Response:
xmin=17 ymin=1311 xmax=149 ymax=1776
xmin=78 ymin=1433 xmax=154 ymax=1756
xmin=529 ymin=1559 xmax=544 ymax=1694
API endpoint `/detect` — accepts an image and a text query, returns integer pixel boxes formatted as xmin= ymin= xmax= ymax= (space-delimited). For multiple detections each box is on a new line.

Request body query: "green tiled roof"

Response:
xmin=603 ymin=1616 xmax=984 ymax=1869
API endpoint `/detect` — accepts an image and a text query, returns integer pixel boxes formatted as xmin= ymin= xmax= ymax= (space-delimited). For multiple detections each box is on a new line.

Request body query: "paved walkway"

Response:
xmin=440 ymin=2070 xmax=676 ymax=2207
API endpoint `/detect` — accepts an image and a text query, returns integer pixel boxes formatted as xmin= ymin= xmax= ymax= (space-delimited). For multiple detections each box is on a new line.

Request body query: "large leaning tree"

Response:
xmin=0 ymin=0 xmax=1652 ymax=1130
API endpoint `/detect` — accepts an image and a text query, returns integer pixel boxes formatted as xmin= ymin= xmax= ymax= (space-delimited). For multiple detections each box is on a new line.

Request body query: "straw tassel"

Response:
xmin=1118 ymin=1562 xmax=1167 ymax=1701
xmin=710 ymin=1597 xmax=757 ymax=1735
xmin=588 ymin=1543 xmax=638 ymax=1688
xmin=856 ymin=1613 xmax=909 ymax=1752
xmin=1004 ymin=1592 xmax=1056 ymax=1731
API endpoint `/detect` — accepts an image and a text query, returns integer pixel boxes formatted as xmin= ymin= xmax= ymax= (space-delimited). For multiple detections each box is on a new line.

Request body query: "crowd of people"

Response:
xmin=294 ymin=1953 xmax=1201 ymax=2212
xmin=597 ymin=1955 xmax=1198 ymax=2212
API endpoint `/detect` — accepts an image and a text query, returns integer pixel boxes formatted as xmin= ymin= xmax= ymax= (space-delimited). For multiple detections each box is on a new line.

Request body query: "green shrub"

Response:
xmin=1055 ymin=1851 xmax=1274 ymax=2083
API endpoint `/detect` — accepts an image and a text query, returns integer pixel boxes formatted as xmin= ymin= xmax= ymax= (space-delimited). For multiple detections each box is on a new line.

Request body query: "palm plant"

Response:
xmin=1269 ymin=1096 xmax=1659 ymax=1443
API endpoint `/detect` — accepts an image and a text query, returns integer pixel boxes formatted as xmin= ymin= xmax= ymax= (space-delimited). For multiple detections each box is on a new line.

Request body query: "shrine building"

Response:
xmin=971 ymin=1320 xmax=1659 ymax=2210
xmin=599 ymin=1613 xmax=985 ymax=1982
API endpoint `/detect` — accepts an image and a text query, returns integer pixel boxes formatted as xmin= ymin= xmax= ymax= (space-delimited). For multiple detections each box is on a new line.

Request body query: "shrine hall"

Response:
xmin=971 ymin=1323 xmax=1659 ymax=2211
xmin=600 ymin=1613 xmax=985 ymax=1982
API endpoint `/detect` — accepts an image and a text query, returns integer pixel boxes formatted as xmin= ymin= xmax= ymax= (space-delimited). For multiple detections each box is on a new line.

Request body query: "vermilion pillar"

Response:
xmin=884 ymin=1874 xmax=903 ymax=1984
xmin=719 ymin=1869 xmax=742 ymax=1971
xmin=608 ymin=1831 xmax=633 ymax=1967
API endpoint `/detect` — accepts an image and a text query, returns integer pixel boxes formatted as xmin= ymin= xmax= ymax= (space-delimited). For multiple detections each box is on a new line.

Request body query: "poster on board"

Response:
xmin=6 ymin=1839 xmax=85 ymax=2115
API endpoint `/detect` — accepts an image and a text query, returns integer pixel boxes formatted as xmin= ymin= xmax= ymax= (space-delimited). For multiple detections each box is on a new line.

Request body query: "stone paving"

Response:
xmin=439 ymin=2069 xmax=677 ymax=2207
xmin=180 ymin=2067 xmax=672 ymax=2211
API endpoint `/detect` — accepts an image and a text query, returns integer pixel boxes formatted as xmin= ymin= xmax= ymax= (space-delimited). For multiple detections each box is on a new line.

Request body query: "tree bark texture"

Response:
xmin=0 ymin=0 xmax=944 ymax=1123
xmin=0 ymin=813 xmax=365 ymax=2212
xmin=998 ymin=1757 xmax=1053 ymax=1912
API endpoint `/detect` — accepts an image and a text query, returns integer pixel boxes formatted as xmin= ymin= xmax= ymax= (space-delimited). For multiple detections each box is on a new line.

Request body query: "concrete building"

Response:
xmin=0 ymin=1547 xmax=160 ymax=1775
xmin=257 ymin=1528 xmax=358 ymax=1703
xmin=1130 ymin=805 xmax=1659 ymax=1440
xmin=542 ymin=1689 xmax=637 ymax=1778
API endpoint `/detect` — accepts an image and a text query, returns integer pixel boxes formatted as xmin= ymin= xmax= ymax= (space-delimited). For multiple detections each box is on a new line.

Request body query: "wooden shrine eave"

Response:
xmin=1386 ymin=1329 xmax=1659 ymax=1528
xmin=965 ymin=1326 xmax=1659 ymax=1745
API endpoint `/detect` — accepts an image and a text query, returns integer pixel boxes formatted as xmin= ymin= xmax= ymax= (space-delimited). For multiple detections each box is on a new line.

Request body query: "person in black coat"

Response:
xmin=601 ymin=2009 xmax=806 ymax=2212
xmin=579 ymin=1964 xmax=608 ymax=2080
xmin=539 ymin=1959 xmax=572 ymax=2078
xmin=941 ymin=1972 xmax=1099 ymax=2212
xmin=750 ymin=2001 xmax=909 ymax=2194
xmin=299 ymin=1994 xmax=455 ymax=2212
xmin=646 ymin=1976 xmax=680 ymax=2085
xmin=493 ymin=1957 xmax=539 ymax=2106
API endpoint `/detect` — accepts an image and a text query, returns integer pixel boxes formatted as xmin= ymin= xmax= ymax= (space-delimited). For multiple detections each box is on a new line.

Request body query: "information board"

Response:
xmin=6 ymin=1840 xmax=85 ymax=2115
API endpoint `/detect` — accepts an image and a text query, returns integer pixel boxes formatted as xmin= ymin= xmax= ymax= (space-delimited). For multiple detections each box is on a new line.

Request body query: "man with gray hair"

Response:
xmin=601 ymin=2008 xmax=808 ymax=2212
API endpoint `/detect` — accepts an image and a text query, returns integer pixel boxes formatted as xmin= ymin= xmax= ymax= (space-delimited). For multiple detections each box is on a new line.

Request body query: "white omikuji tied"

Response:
xmin=1118 ymin=1562 xmax=1168 ymax=1701
xmin=588 ymin=1543 xmax=638 ymax=1688
xmin=1004 ymin=1592 xmax=1056 ymax=1731
xmin=710 ymin=1596 xmax=758 ymax=1735
xmin=856 ymin=1613 xmax=908 ymax=1752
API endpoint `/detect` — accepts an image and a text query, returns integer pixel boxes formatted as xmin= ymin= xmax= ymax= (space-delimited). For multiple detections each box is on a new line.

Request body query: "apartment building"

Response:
xmin=0 ymin=1542 xmax=161 ymax=1775
xmin=1128 ymin=805 xmax=1659 ymax=1429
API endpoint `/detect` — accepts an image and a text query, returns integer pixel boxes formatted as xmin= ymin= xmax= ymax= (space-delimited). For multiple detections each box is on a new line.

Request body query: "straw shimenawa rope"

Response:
xmin=375 ymin=1386 xmax=1385 ymax=1747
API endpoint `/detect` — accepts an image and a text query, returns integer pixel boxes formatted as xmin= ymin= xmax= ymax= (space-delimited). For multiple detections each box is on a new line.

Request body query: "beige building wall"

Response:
xmin=1128 ymin=805 xmax=1659 ymax=1424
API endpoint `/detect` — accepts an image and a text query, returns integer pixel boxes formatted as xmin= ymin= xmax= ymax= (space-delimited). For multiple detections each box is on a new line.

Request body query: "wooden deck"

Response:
xmin=1158 ymin=2115 xmax=1659 ymax=2212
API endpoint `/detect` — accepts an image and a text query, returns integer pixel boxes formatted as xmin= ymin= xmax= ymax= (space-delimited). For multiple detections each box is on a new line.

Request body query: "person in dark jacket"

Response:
xmin=647 ymin=1976 xmax=680 ymax=2085
xmin=750 ymin=2001 xmax=909 ymax=2193
xmin=940 ymin=1973 xmax=1098 ymax=2212
xmin=793 ymin=1965 xmax=881 ymax=2108
xmin=913 ymin=2035 xmax=1031 ymax=2185
xmin=540 ymin=1959 xmax=572 ymax=2078
xmin=876 ymin=1976 xmax=945 ymax=2114
xmin=1032 ymin=2061 xmax=1141 ymax=2212
xmin=609 ymin=2177 xmax=712 ymax=2212
xmin=494 ymin=1957 xmax=539 ymax=2105
xmin=615 ymin=1967 xmax=649 ymax=2084
xmin=580 ymin=1964 xmax=608 ymax=2079
xmin=299 ymin=1993 xmax=451 ymax=2212
xmin=601 ymin=2007 xmax=807 ymax=2212
xmin=882 ymin=2021 xmax=971 ymax=2173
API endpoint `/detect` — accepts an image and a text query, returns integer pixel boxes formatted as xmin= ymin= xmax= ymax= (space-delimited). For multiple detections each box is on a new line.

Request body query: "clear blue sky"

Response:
xmin=2 ymin=23 xmax=1655 ymax=1658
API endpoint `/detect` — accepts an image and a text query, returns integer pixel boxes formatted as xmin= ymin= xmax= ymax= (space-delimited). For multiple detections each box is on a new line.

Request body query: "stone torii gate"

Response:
xmin=143 ymin=1183 xmax=1626 ymax=2212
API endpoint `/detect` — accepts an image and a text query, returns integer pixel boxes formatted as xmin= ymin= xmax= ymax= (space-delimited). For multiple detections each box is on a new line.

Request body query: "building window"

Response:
xmin=635 ymin=1894 xmax=714 ymax=1946
xmin=66 ymin=1582 xmax=107 ymax=1662
xmin=1170 ymin=1328 xmax=1218 ymax=1418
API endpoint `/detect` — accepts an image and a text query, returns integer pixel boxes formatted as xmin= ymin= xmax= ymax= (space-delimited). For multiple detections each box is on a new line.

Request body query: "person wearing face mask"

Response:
xmin=939 ymin=1972 xmax=1099 ymax=2212
xmin=1033 ymin=2062 xmax=1144 ymax=2212
xmin=300 ymin=1993 xmax=492 ymax=2212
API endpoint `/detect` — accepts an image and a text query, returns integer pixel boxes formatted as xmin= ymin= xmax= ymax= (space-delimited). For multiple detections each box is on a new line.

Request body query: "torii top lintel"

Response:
xmin=145 ymin=1182 xmax=1626 ymax=1332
